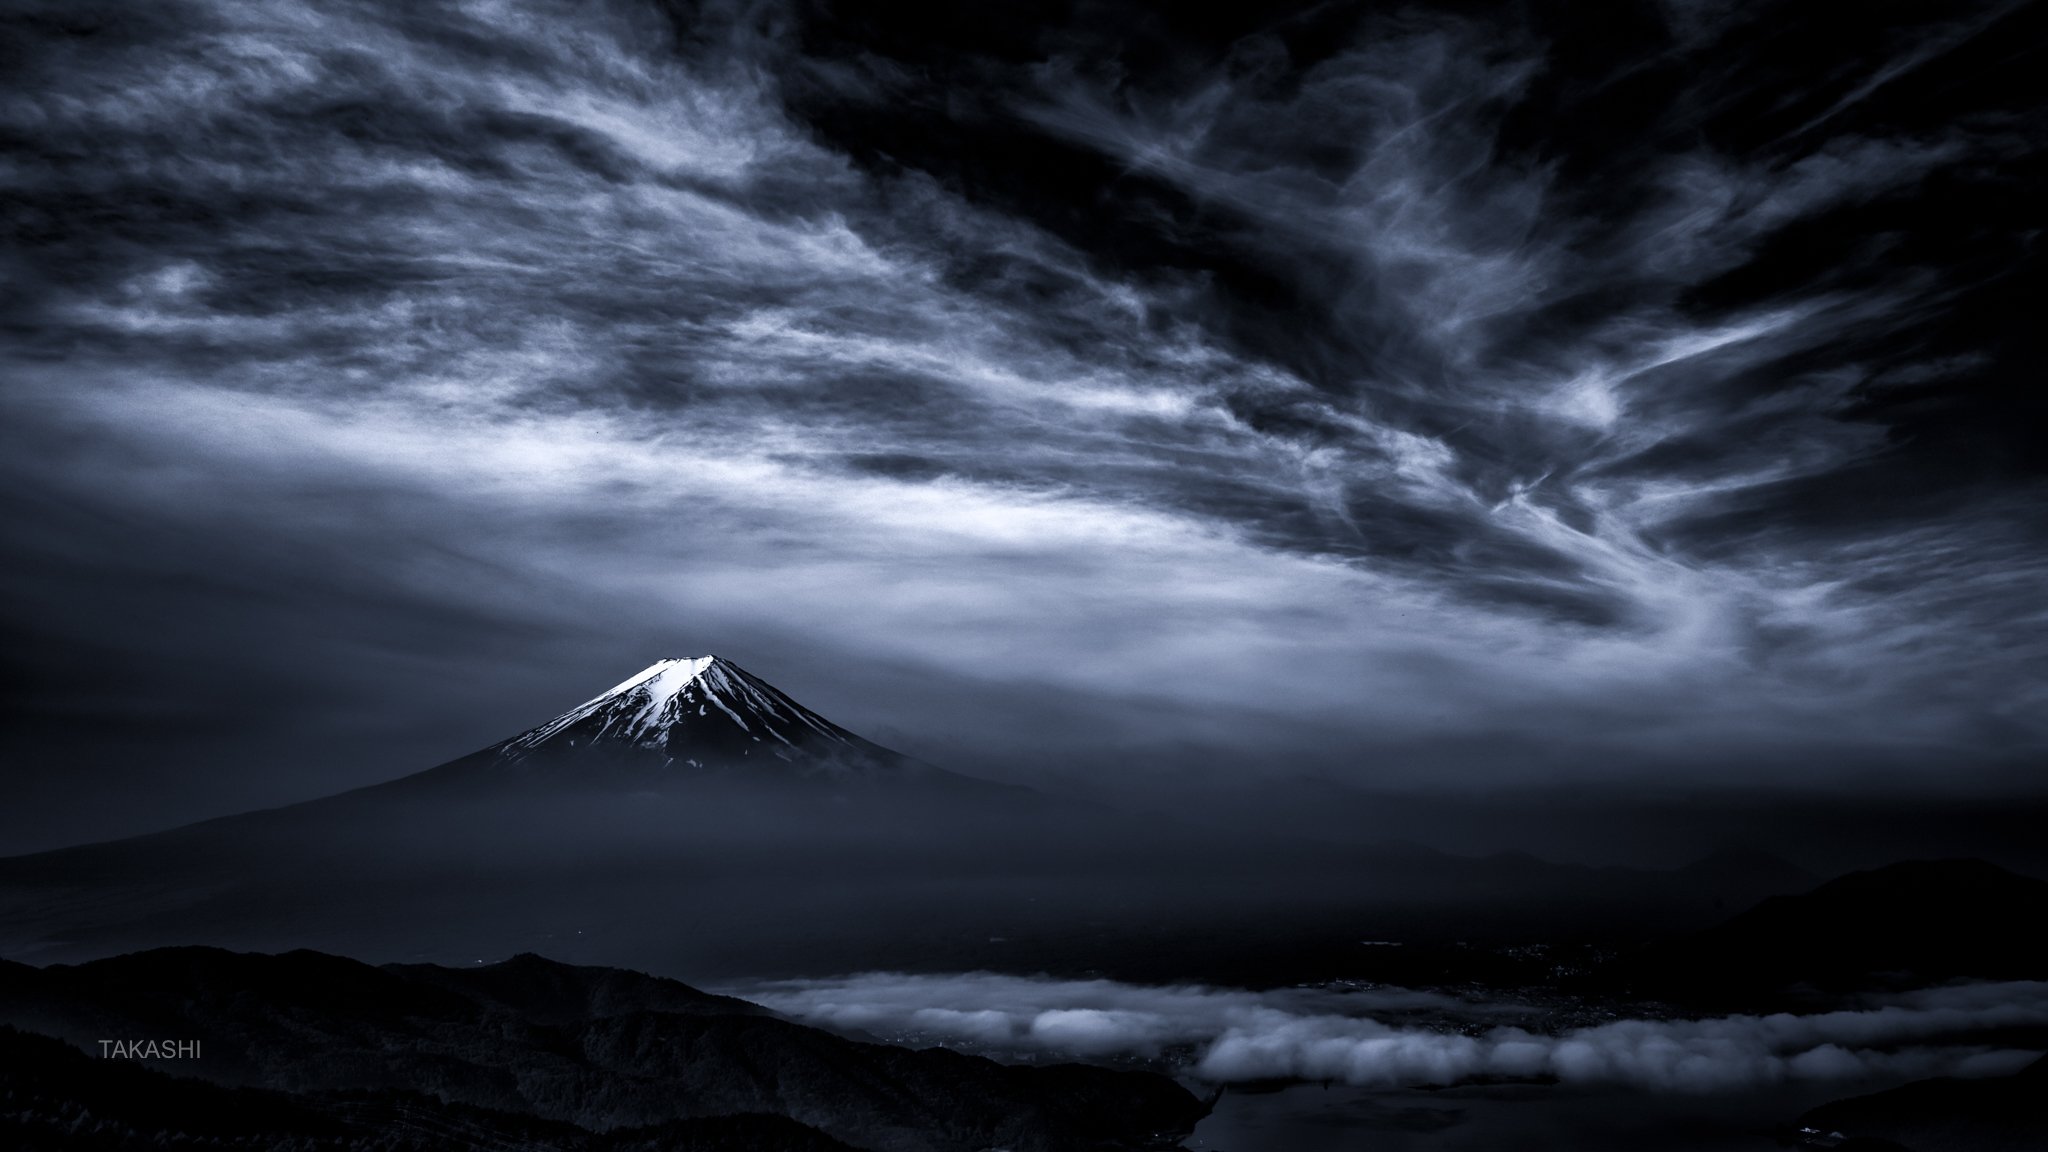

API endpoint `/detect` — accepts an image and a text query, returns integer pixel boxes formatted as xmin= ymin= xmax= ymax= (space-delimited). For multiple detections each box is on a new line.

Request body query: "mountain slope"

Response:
xmin=473 ymin=656 xmax=930 ymax=780
xmin=1615 ymin=858 xmax=2048 ymax=1004
xmin=1794 ymin=1054 xmax=2048 ymax=1152
xmin=0 ymin=947 xmax=1207 ymax=1152
xmin=0 ymin=1025 xmax=859 ymax=1152
xmin=366 ymin=655 xmax=974 ymax=795
xmin=0 ymin=657 xmax=1851 ymax=985
xmin=0 ymin=654 xmax=1050 ymax=966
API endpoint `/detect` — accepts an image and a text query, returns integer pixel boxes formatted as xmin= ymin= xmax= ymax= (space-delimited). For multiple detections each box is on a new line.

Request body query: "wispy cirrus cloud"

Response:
xmin=0 ymin=0 xmax=2042 ymax=848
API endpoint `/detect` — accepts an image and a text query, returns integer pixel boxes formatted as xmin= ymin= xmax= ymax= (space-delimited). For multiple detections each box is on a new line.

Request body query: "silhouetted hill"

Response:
xmin=0 ymin=1025 xmax=859 ymax=1151
xmin=1667 ymin=847 xmax=1819 ymax=903
xmin=0 ymin=947 xmax=1205 ymax=1152
xmin=1614 ymin=859 xmax=2048 ymax=1005
xmin=388 ymin=949 xmax=773 ymax=1021
xmin=1793 ymin=1054 xmax=2048 ymax=1152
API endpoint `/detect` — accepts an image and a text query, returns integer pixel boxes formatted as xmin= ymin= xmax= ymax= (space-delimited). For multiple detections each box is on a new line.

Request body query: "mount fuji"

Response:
xmin=0 ymin=654 xmax=1827 ymax=983
xmin=384 ymin=654 xmax=1015 ymax=803
xmin=464 ymin=655 xmax=928 ymax=780
xmin=0 ymin=653 xmax=1041 ymax=966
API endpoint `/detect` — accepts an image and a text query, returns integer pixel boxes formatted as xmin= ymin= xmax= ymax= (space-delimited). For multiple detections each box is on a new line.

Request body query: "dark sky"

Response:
xmin=1 ymin=0 xmax=2044 ymax=854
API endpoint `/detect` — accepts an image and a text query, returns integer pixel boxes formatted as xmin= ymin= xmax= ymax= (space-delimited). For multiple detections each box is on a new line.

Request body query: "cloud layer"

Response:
xmin=736 ymin=971 xmax=2047 ymax=1092
xmin=1 ymin=0 xmax=2044 ymax=847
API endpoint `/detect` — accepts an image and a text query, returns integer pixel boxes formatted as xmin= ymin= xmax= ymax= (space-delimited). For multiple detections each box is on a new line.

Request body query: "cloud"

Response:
xmin=1 ymin=0 xmax=2043 ymax=847
xmin=735 ymin=971 xmax=2048 ymax=1092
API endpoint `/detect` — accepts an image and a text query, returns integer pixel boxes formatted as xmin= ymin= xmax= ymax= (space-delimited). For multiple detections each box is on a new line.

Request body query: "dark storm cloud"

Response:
xmin=0 ymin=0 xmax=2043 ymax=848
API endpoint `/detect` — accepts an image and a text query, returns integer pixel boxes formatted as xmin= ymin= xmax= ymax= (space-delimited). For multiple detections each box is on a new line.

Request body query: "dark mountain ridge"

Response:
xmin=1610 ymin=858 xmax=2048 ymax=1005
xmin=1793 ymin=1054 xmax=2048 ymax=1152
xmin=0 ymin=1025 xmax=873 ymax=1152
xmin=0 ymin=946 xmax=1206 ymax=1152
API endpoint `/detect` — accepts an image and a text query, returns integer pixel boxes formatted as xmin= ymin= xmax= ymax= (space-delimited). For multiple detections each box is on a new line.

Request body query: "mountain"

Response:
xmin=374 ymin=654 xmax=1038 ymax=813
xmin=0 ymin=656 xmax=1874 ymax=988
xmin=0 ymin=651 xmax=1117 ymax=977
xmin=0 ymin=655 xmax=1047 ymax=968
xmin=0 ymin=1025 xmax=859 ymax=1152
xmin=434 ymin=655 xmax=937 ymax=783
xmin=1612 ymin=859 xmax=2048 ymax=1005
xmin=0 ymin=947 xmax=1208 ymax=1152
xmin=1665 ymin=848 xmax=1820 ymax=906
xmin=367 ymin=653 xmax=1050 ymax=848
xmin=1793 ymin=1054 xmax=2048 ymax=1152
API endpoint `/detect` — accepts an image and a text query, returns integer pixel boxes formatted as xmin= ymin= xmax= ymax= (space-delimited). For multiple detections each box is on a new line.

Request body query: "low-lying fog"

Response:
xmin=728 ymin=971 xmax=2046 ymax=1092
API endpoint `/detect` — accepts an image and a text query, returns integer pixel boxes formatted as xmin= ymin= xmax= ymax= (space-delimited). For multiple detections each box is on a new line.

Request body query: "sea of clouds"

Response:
xmin=732 ymin=972 xmax=2047 ymax=1093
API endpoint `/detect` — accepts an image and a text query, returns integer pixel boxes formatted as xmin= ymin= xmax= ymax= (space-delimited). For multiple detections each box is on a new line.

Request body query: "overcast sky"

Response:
xmin=2 ymin=0 xmax=2043 ymax=852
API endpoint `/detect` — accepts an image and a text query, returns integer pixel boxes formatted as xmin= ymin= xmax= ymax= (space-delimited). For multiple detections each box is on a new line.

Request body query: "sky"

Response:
xmin=1 ymin=0 xmax=2044 ymax=853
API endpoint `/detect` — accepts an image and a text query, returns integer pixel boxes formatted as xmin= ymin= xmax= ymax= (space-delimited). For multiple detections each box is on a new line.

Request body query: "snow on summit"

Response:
xmin=492 ymin=655 xmax=903 ymax=776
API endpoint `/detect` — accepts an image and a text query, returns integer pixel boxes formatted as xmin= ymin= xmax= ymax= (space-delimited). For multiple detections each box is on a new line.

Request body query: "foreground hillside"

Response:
xmin=0 ymin=1025 xmax=857 ymax=1152
xmin=0 ymin=948 xmax=1206 ymax=1152
xmin=1795 ymin=1054 xmax=2048 ymax=1152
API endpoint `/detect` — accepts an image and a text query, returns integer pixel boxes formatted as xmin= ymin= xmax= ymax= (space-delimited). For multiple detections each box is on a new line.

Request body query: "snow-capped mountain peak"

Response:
xmin=492 ymin=655 xmax=901 ymax=776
